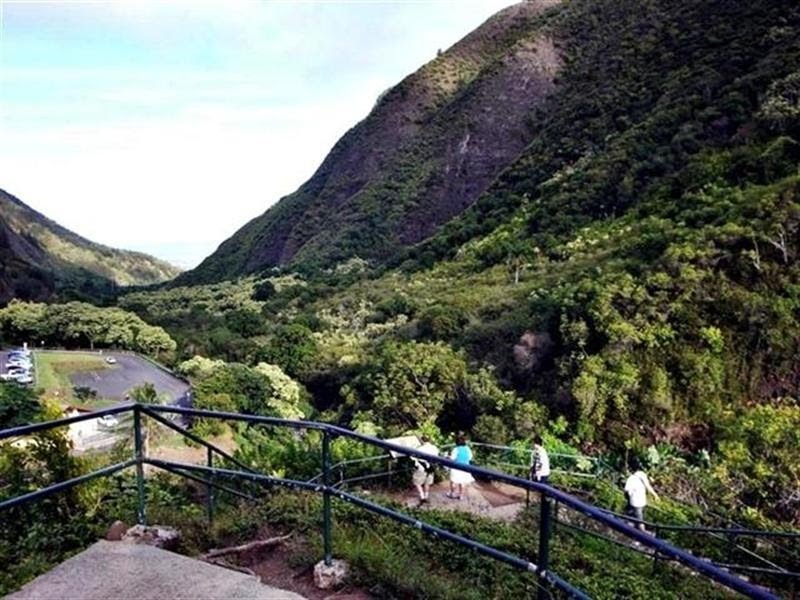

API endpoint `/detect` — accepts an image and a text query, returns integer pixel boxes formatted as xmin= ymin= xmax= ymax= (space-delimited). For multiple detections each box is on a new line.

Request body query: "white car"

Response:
xmin=2 ymin=372 xmax=33 ymax=384
xmin=105 ymin=357 xmax=118 ymax=365
xmin=98 ymin=414 xmax=119 ymax=428
xmin=7 ymin=367 xmax=30 ymax=376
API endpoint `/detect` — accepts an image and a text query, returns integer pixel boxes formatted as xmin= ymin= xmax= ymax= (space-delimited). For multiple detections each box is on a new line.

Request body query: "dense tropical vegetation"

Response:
xmin=110 ymin=0 xmax=800 ymax=530
xmin=2 ymin=0 xmax=800 ymax=596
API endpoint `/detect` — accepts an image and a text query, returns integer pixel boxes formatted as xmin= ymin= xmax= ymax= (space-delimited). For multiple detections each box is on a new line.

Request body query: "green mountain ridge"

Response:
xmin=125 ymin=0 xmax=800 ymax=529
xmin=179 ymin=0 xmax=563 ymax=284
xmin=0 ymin=188 xmax=181 ymax=304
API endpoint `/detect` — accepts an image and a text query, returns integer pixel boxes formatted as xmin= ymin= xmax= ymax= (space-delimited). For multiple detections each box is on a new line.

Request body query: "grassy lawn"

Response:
xmin=34 ymin=351 xmax=112 ymax=407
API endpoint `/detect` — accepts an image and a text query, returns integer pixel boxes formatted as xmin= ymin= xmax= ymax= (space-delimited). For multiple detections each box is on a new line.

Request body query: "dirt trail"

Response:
xmin=389 ymin=480 xmax=529 ymax=522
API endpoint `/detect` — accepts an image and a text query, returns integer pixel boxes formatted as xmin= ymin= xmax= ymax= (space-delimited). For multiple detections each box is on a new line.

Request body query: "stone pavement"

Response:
xmin=7 ymin=540 xmax=306 ymax=600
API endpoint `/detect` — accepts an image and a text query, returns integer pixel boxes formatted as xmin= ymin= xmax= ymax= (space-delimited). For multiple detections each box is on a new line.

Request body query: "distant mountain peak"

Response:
xmin=0 ymin=188 xmax=180 ymax=304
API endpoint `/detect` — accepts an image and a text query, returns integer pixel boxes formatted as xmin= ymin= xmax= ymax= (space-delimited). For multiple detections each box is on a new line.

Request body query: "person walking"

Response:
xmin=447 ymin=433 xmax=474 ymax=500
xmin=624 ymin=460 xmax=660 ymax=532
xmin=411 ymin=435 xmax=440 ymax=505
xmin=529 ymin=434 xmax=551 ymax=484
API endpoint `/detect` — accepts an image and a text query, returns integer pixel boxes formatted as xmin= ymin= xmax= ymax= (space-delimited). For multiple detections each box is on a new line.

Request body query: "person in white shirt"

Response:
xmin=411 ymin=436 xmax=440 ymax=505
xmin=529 ymin=434 xmax=551 ymax=484
xmin=624 ymin=461 xmax=660 ymax=532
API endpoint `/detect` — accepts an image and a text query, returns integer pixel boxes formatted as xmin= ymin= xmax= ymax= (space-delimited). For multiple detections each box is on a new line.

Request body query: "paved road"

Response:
xmin=68 ymin=352 xmax=190 ymax=403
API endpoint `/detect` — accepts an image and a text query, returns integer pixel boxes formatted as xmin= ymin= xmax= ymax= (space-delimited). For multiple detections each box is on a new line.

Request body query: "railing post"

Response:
xmin=526 ymin=450 xmax=532 ymax=509
xmin=553 ymin=500 xmax=559 ymax=534
xmin=133 ymin=404 xmax=147 ymax=525
xmin=726 ymin=532 xmax=737 ymax=564
xmin=537 ymin=490 xmax=552 ymax=600
xmin=206 ymin=447 xmax=215 ymax=524
xmin=322 ymin=429 xmax=333 ymax=566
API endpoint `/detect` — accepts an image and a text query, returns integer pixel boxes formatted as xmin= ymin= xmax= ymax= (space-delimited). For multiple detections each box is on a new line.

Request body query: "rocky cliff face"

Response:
xmin=0 ymin=189 xmax=180 ymax=304
xmin=180 ymin=0 xmax=563 ymax=284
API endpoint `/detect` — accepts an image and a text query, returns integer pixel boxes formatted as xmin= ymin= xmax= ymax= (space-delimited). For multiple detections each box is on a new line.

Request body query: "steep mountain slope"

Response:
xmin=366 ymin=0 xmax=800 ymax=447
xmin=180 ymin=0 xmax=563 ymax=284
xmin=404 ymin=0 xmax=800 ymax=266
xmin=0 ymin=189 xmax=180 ymax=303
xmin=121 ymin=0 xmax=800 ymax=530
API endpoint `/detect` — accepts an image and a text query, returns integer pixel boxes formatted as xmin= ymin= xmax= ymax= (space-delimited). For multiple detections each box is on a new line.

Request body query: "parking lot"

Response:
xmin=66 ymin=352 xmax=190 ymax=404
xmin=2 ymin=349 xmax=191 ymax=406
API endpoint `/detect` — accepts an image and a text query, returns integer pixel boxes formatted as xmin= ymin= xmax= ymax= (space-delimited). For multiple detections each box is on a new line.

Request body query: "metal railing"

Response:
xmin=0 ymin=403 xmax=790 ymax=600
xmin=445 ymin=440 xmax=799 ymax=585
xmin=302 ymin=438 xmax=799 ymax=592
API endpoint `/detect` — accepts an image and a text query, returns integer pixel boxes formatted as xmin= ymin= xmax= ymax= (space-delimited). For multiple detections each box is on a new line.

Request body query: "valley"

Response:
xmin=1 ymin=0 xmax=799 ymax=597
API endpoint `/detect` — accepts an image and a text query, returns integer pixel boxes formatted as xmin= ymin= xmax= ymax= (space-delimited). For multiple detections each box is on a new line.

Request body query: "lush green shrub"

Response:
xmin=258 ymin=323 xmax=319 ymax=379
xmin=417 ymin=304 xmax=469 ymax=339
xmin=0 ymin=383 xmax=40 ymax=428
xmin=712 ymin=403 xmax=800 ymax=523
xmin=472 ymin=414 xmax=511 ymax=445
xmin=251 ymin=280 xmax=276 ymax=301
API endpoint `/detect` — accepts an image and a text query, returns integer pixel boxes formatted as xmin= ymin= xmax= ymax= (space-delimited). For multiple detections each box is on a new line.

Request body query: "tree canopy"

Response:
xmin=0 ymin=301 xmax=176 ymax=357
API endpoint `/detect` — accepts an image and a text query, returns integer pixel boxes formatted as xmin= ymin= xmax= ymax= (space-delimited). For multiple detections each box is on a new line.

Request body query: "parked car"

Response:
xmin=2 ymin=371 xmax=32 ymax=384
xmin=98 ymin=414 xmax=119 ymax=428
xmin=6 ymin=367 xmax=30 ymax=376
xmin=105 ymin=357 xmax=118 ymax=364
xmin=8 ymin=359 xmax=32 ymax=368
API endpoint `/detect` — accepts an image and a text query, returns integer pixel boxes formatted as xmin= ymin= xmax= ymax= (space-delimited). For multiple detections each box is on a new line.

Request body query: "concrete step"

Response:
xmin=7 ymin=540 xmax=306 ymax=599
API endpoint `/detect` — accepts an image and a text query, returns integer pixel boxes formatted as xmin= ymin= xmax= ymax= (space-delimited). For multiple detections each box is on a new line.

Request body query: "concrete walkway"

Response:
xmin=7 ymin=540 xmax=306 ymax=599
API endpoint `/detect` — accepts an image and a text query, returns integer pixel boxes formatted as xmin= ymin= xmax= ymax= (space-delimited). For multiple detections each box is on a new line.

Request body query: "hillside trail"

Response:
xmin=383 ymin=480 xmax=768 ymax=591
xmin=385 ymin=479 xmax=663 ymax=554
xmin=389 ymin=480 xmax=529 ymax=522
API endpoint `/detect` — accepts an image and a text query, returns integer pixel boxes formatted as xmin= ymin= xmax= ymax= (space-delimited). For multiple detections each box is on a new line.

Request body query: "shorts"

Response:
xmin=626 ymin=505 xmax=645 ymax=523
xmin=413 ymin=469 xmax=434 ymax=486
xmin=449 ymin=468 xmax=474 ymax=485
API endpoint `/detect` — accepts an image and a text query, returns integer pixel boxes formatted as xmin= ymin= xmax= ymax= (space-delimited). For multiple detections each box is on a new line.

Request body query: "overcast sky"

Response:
xmin=0 ymin=0 xmax=514 ymax=268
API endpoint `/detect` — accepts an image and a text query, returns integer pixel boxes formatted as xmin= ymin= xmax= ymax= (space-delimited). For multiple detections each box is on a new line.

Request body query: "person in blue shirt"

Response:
xmin=446 ymin=433 xmax=474 ymax=500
